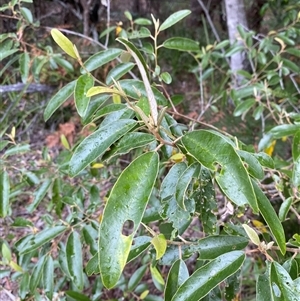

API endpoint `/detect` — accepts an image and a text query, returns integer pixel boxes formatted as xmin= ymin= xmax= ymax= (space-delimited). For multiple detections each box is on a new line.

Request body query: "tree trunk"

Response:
xmin=224 ymin=0 xmax=248 ymax=87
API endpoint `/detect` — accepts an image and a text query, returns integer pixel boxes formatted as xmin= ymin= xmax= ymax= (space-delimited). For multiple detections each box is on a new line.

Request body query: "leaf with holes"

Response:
xmin=99 ymin=152 xmax=159 ymax=288
xmin=181 ymin=130 xmax=258 ymax=212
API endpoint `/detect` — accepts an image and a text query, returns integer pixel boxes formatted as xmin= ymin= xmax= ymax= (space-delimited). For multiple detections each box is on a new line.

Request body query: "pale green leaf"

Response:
xmin=151 ymin=234 xmax=167 ymax=260
xmin=0 ymin=171 xmax=10 ymax=218
xmin=160 ymin=10 xmax=191 ymax=31
xmin=242 ymin=224 xmax=260 ymax=246
xmin=51 ymin=29 xmax=77 ymax=59
xmin=163 ymin=37 xmax=199 ymax=52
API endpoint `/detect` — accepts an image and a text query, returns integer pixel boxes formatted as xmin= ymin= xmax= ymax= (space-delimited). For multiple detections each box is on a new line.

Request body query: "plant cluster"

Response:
xmin=1 ymin=4 xmax=300 ymax=301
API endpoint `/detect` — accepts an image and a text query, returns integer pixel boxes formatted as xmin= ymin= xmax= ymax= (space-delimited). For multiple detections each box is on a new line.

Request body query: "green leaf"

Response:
xmin=51 ymin=29 xmax=77 ymax=59
xmin=20 ymin=7 xmax=33 ymax=23
xmin=104 ymin=132 xmax=156 ymax=160
xmin=134 ymin=18 xmax=152 ymax=25
xmin=238 ymin=150 xmax=264 ymax=180
xmin=44 ymin=80 xmax=76 ymax=121
xmin=2 ymin=242 xmax=11 ymax=262
xmin=69 ymin=119 xmax=136 ymax=176
xmin=257 ymin=273 xmax=272 ymax=301
xmin=151 ymin=234 xmax=167 ymax=260
xmin=160 ymin=72 xmax=172 ymax=84
xmin=128 ymin=265 xmax=148 ymax=292
xmin=252 ymin=180 xmax=286 ymax=255
xmin=0 ymin=171 xmax=10 ymax=218
xmin=0 ymin=49 xmax=19 ymax=61
xmin=150 ymin=265 xmax=165 ymax=291
xmin=292 ymin=156 xmax=300 ymax=187
xmin=106 ymin=62 xmax=135 ymax=85
xmin=233 ymin=99 xmax=256 ymax=117
xmin=83 ymin=224 xmax=98 ymax=255
xmin=127 ymin=236 xmax=152 ymax=263
xmin=194 ymin=235 xmax=248 ymax=260
xmin=66 ymin=231 xmax=84 ymax=290
xmin=160 ymin=10 xmax=191 ymax=31
xmin=4 ymin=144 xmax=30 ymax=157
xmin=86 ymin=253 xmax=99 ymax=276
xmin=270 ymin=262 xmax=300 ymax=300
xmin=175 ymin=163 xmax=199 ymax=210
xmin=43 ymin=256 xmax=54 ymax=300
xmin=17 ymin=226 xmax=66 ymax=254
xmin=82 ymin=48 xmax=122 ymax=73
xmin=19 ymin=52 xmax=30 ymax=83
xmin=269 ymin=124 xmax=300 ymax=139
xmin=181 ymin=130 xmax=258 ymax=212
xmin=74 ymin=74 xmax=94 ymax=117
xmin=27 ymin=178 xmax=52 ymax=213
xmin=29 ymin=254 xmax=47 ymax=293
xmin=58 ymin=242 xmax=71 ymax=277
xmin=99 ymin=152 xmax=159 ymax=288
xmin=163 ymin=37 xmax=199 ymax=52
xmin=65 ymin=291 xmax=92 ymax=301
xmin=171 ymin=251 xmax=245 ymax=301
xmin=165 ymin=259 xmax=189 ymax=301
xmin=278 ymin=197 xmax=293 ymax=222
xmin=292 ymin=131 xmax=300 ymax=161
xmin=119 ymin=79 xmax=168 ymax=106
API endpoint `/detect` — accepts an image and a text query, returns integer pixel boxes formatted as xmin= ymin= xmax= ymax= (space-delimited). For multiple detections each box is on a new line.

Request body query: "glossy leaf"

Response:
xmin=69 ymin=119 xmax=136 ymax=176
xmin=0 ymin=171 xmax=10 ymax=218
xmin=256 ymin=273 xmax=272 ymax=301
xmin=19 ymin=52 xmax=30 ymax=83
xmin=252 ymin=180 xmax=286 ymax=255
xmin=194 ymin=235 xmax=248 ymax=260
xmin=181 ymin=130 xmax=258 ymax=212
xmin=43 ymin=256 xmax=54 ymax=300
xmin=175 ymin=163 xmax=199 ymax=209
xmin=292 ymin=156 xmax=300 ymax=187
xmin=106 ymin=62 xmax=135 ymax=85
xmin=66 ymin=231 xmax=84 ymax=290
xmin=160 ymin=10 xmax=191 ymax=31
xmin=82 ymin=48 xmax=122 ymax=73
xmin=104 ymin=132 xmax=156 ymax=160
xmin=20 ymin=7 xmax=33 ymax=23
xmin=3 ymin=144 xmax=30 ymax=157
xmin=119 ymin=79 xmax=168 ymax=106
xmin=160 ymin=72 xmax=172 ymax=84
xmin=74 ymin=74 xmax=94 ymax=117
xmin=127 ymin=236 xmax=152 ymax=263
xmin=151 ymin=234 xmax=167 ymax=260
xmin=29 ymin=255 xmax=47 ymax=292
xmin=17 ymin=226 xmax=66 ymax=254
xmin=233 ymin=99 xmax=256 ymax=117
xmin=27 ymin=178 xmax=52 ymax=212
xmin=270 ymin=262 xmax=300 ymax=300
xmin=128 ymin=265 xmax=148 ymax=292
xmin=172 ymin=251 xmax=245 ymax=301
xmin=86 ymin=253 xmax=99 ymax=276
xmin=99 ymin=152 xmax=159 ymax=288
xmin=279 ymin=197 xmax=293 ymax=221
xmin=269 ymin=124 xmax=300 ymax=139
xmin=292 ymin=131 xmax=300 ymax=161
xmin=44 ymin=80 xmax=76 ymax=121
xmin=65 ymin=291 xmax=92 ymax=301
xmin=163 ymin=37 xmax=199 ymax=52
xmin=51 ymin=29 xmax=77 ymax=59
xmin=86 ymin=86 xmax=123 ymax=97
xmin=238 ymin=151 xmax=264 ymax=179
xmin=165 ymin=259 xmax=189 ymax=301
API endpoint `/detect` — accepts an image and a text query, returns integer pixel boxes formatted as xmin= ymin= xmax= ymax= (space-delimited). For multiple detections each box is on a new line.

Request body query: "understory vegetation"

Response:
xmin=1 ymin=1 xmax=300 ymax=300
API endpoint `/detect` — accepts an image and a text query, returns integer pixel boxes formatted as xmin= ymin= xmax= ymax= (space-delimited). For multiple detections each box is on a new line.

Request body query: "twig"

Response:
xmin=104 ymin=0 xmax=111 ymax=48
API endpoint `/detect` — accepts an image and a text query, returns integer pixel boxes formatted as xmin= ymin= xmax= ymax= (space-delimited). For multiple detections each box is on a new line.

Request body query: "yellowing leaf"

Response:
xmin=91 ymin=163 xmax=104 ymax=169
xmin=60 ymin=134 xmax=70 ymax=150
xmin=112 ymin=93 xmax=121 ymax=104
xmin=86 ymin=86 xmax=124 ymax=97
xmin=170 ymin=153 xmax=185 ymax=163
xmin=252 ymin=219 xmax=268 ymax=233
xmin=243 ymin=224 xmax=260 ymax=246
xmin=51 ymin=29 xmax=77 ymax=59
xmin=151 ymin=234 xmax=167 ymax=260
xmin=264 ymin=140 xmax=276 ymax=156
xmin=274 ymin=37 xmax=286 ymax=51
xmin=116 ymin=26 xmax=123 ymax=36
xmin=282 ymin=136 xmax=287 ymax=142
xmin=140 ymin=290 xmax=149 ymax=299
xmin=9 ymin=261 xmax=23 ymax=272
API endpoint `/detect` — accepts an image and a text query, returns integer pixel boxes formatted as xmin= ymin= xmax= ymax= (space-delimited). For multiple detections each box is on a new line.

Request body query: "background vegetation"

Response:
xmin=1 ymin=0 xmax=300 ymax=300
